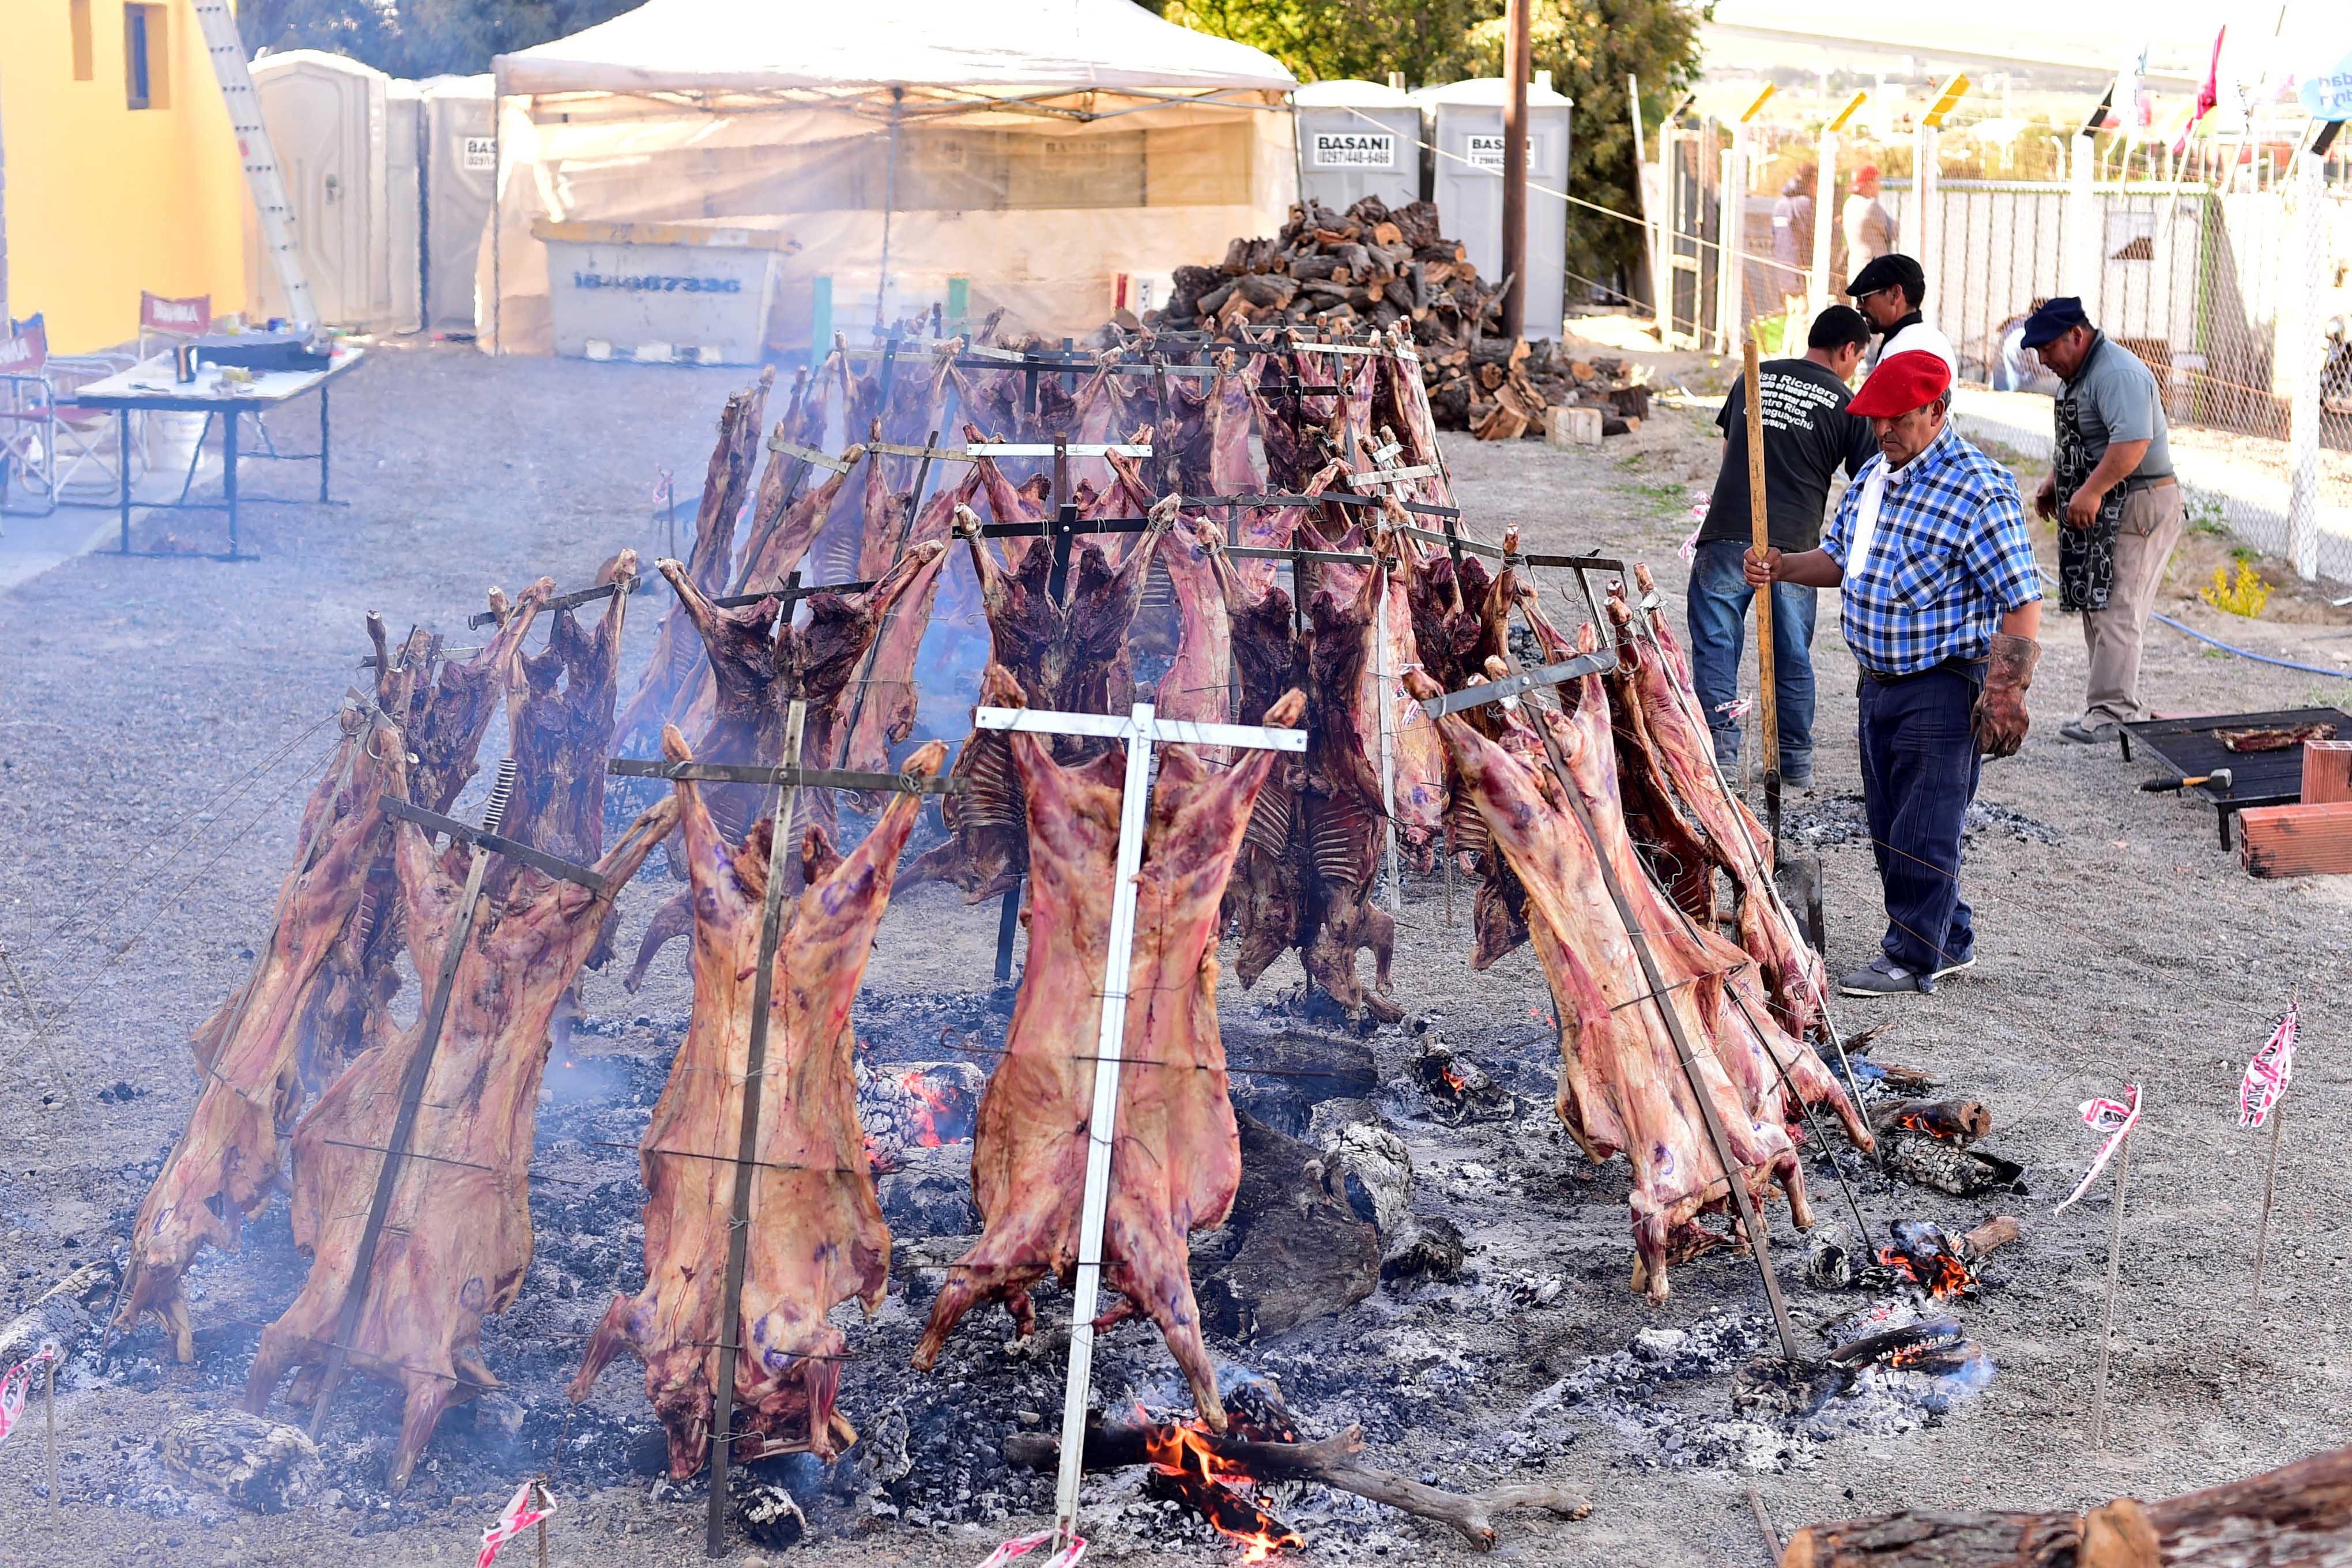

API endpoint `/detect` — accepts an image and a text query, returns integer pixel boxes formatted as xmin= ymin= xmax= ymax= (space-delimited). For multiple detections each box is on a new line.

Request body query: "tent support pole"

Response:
xmin=876 ymin=86 xmax=903 ymax=334
xmin=491 ymin=73 xmax=504 ymax=355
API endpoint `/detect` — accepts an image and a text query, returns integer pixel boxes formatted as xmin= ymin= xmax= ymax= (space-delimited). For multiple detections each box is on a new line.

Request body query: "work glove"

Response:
xmin=1972 ymin=632 xmax=2039 ymax=759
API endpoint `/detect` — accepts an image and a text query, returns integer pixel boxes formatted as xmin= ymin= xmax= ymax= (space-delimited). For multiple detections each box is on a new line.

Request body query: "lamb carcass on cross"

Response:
xmin=246 ymin=697 xmax=679 ymax=1486
xmin=114 ymin=691 xmax=405 ymax=1362
xmin=913 ymin=666 xmax=1307 ymax=1431
xmin=573 ymin=726 xmax=944 ymax=1477
xmin=617 ymin=375 xmax=772 ymax=753
xmin=1407 ymin=621 xmax=1868 ymax=1301
xmin=623 ymin=540 xmax=950 ymax=989
xmin=903 ymin=497 xmax=1170 ymax=902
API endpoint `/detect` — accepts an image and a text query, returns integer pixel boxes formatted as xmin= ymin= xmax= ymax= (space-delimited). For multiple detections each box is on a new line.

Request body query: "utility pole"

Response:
xmin=1499 ymin=0 xmax=1531 ymax=341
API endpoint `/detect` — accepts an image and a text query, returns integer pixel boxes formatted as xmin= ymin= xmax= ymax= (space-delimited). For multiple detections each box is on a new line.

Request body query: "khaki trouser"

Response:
xmin=2080 ymin=482 xmax=2187 ymax=725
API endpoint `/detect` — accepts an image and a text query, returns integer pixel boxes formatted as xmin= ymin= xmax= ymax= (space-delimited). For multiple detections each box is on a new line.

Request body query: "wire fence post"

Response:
xmin=2064 ymin=132 xmax=2098 ymax=300
xmin=2286 ymin=143 xmax=2325 ymax=581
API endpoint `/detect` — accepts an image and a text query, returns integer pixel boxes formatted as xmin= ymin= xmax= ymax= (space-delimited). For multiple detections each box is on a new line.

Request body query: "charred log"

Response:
xmin=1004 ymin=1419 xmax=1592 ymax=1550
xmin=1780 ymin=1445 xmax=2352 ymax=1568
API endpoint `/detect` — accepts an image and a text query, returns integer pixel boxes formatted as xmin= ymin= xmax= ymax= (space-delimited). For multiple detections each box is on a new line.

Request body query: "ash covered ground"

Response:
xmin=2 ymin=337 xmax=2350 ymax=1568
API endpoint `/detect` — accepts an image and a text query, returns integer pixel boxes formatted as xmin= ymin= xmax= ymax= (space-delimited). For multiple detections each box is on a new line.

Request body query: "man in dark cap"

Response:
xmin=2021 ymin=296 xmax=2184 ymax=743
xmin=1746 ymin=350 xmax=2043 ymax=997
xmin=1847 ymin=254 xmax=1956 ymax=378
xmin=1689 ymin=304 xmax=1877 ymax=788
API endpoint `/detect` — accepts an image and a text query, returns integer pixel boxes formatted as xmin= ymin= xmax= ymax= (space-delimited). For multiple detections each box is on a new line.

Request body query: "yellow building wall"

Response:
xmin=1 ymin=0 xmax=254 ymax=352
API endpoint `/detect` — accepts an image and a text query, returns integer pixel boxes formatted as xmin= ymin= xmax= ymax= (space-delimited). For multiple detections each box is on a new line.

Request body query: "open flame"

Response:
xmin=1875 ymin=1243 xmax=1976 ymax=1300
xmin=1134 ymin=1409 xmax=1304 ymax=1560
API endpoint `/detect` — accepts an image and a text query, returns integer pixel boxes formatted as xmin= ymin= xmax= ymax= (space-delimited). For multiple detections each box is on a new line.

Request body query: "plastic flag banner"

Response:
xmin=477 ymin=1479 xmax=556 ymax=1568
xmin=973 ymin=1529 xmax=1087 ymax=1568
xmin=0 ymin=1347 xmax=58 ymax=1446
xmin=1677 ymin=492 xmax=1709 ymax=563
xmin=2055 ymin=1085 xmax=2142 ymax=1213
xmin=2240 ymin=1002 xmax=2298 ymax=1129
xmin=1713 ymin=697 xmax=1755 ymax=723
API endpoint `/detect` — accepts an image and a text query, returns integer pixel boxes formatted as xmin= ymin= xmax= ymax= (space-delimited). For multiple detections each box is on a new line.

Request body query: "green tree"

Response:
xmin=238 ymin=0 xmax=638 ymax=78
xmin=1155 ymin=0 xmax=1706 ymax=293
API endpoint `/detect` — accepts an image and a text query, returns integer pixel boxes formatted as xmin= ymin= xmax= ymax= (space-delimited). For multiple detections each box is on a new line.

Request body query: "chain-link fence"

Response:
xmin=1883 ymin=169 xmax=2352 ymax=582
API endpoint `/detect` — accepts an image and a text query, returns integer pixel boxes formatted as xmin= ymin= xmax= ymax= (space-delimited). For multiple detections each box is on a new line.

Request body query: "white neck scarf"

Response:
xmin=1841 ymin=461 xmax=1893 ymax=597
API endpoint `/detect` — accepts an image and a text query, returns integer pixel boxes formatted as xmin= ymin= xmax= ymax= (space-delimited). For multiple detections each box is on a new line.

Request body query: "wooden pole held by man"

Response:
xmin=1500 ymin=0 xmax=1531 ymax=341
xmin=1743 ymin=340 xmax=1782 ymax=839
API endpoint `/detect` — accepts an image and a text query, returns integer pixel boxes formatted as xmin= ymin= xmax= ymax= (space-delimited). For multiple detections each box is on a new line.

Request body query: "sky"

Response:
xmin=1704 ymin=0 xmax=2349 ymax=87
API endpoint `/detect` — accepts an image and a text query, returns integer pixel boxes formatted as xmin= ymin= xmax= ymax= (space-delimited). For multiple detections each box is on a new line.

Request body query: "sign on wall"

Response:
xmin=1309 ymin=130 xmax=1398 ymax=169
xmin=462 ymin=135 xmax=497 ymax=173
xmin=1466 ymin=133 xmax=1505 ymax=172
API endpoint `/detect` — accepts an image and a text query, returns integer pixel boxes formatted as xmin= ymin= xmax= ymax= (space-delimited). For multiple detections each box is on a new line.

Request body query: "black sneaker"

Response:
xmin=1932 ymin=951 xmax=1977 ymax=981
xmin=1839 ymin=956 xmax=1931 ymax=996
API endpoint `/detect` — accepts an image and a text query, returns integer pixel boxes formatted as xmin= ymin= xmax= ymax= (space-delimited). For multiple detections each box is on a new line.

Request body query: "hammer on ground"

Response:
xmin=2139 ymin=767 xmax=2232 ymax=794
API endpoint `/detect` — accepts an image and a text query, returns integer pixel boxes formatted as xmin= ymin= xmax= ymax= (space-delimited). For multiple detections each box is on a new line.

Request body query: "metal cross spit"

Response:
xmin=307 ymin=757 xmax=614 ymax=1437
xmin=968 ymin=699 xmax=1307 ymax=1554
xmin=606 ymin=704 xmax=956 ymax=1559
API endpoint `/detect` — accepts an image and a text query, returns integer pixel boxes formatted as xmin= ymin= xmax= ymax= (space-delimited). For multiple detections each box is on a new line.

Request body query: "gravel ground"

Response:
xmin=3 ymin=337 xmax=2350 ymax=1568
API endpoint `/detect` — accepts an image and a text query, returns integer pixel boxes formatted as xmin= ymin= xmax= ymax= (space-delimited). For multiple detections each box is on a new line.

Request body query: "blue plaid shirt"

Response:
xmin=1822 ymin=424 xmax=2041 ymax=677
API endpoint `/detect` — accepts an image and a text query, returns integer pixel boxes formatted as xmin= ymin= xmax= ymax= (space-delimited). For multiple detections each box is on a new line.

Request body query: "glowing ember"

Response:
xmin=899 ymin=1068 xmax=963 ymax=1148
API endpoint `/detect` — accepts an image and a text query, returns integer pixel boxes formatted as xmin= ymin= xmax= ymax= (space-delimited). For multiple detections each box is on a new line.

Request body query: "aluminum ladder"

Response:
xmin=188 ymin=0 xmax=318 ymax=329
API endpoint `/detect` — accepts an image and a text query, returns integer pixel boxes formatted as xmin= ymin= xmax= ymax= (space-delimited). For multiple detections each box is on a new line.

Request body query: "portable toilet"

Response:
xmin=387 ymin=79 xmax=424 ymax=333
xmin=1413 ymin=76 xmax=1572 ymax=340
xmin=420 ymin=75 xmax=497 ymax=335
xmin=250 ymin=50 xmax=410 ymax=331
xmin=1293 ymin=80 xmax=1421 ymax=213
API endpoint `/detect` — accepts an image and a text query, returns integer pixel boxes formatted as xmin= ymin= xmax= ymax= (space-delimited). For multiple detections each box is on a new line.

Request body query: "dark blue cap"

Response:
xmin=2019 ymin=296 xmax=2093 ymax=348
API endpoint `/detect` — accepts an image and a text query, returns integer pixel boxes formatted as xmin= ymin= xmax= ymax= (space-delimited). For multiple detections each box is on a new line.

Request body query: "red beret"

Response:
xmin=1846 ymin=350 xmax=1953 ymax=418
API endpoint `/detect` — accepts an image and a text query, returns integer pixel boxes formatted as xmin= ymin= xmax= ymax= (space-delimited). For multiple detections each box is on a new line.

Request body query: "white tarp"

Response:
xmin=478 ymin=0 xmax=1297 ymax=353
xmin=496 ymin=0 xmax=1296 ymax=97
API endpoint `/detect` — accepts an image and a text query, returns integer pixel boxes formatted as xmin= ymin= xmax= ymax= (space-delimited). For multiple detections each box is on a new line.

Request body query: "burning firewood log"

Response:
xmin=1404 ymin=623 xmax=1870 ymax=1302
xmin=114 ymin=676 xmax=414 ymax=1362
xmin=1780 ymin=1442 xmax=2352 ymax=1567
xmin=246 ymin=751 xmax=681 ymax=1487
xmin=911 ymin=670 xmax=1308 ymax=1431
xmin=1004 ymin=1416 xmax=1592 ymax=1550
xmin=1869 ymin=1098 xmax=1992 ymax=1145
xmin=572 ymin=726 xmax=945 ymax=1480
xmin=616 ymin=374 xmax=773 ymax=753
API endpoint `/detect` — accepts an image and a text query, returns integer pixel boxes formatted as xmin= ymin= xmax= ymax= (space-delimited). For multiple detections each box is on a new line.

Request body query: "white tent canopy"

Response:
xmin=479 ymin=0 xmax=1299 ymax=353
xmin=496 ymin=0 xmax=1297 ymax=99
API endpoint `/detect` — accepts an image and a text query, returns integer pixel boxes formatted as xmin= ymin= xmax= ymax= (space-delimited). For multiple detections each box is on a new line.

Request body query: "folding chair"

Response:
xmin=139 ymin=291 xmax=280 ymax=502
xmin=0 ymin=316 xmax=58 ymax=517
xmin=0 ymin=313 xmax=142 ymax=517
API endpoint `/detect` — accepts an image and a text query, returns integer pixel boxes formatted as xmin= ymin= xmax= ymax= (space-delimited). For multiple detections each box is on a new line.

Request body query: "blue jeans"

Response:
xmin=1856 ymin=665 xmax=1981 ymax=977
xmin=1685 ymin=538 xmax=1818 ymax=779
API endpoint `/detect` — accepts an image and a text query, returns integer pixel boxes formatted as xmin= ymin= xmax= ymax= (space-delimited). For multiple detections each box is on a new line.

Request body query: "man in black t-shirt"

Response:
xmin=1688 ymin=306 xmax=1877 ymax=787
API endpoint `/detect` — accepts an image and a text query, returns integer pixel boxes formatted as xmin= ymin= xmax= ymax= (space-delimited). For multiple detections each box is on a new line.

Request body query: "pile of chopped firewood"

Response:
xmin=1155 ymin=195 xmax=1491 ymax=342
xmin=1151 ymin=194 xmax=1653 ymax=441
xmin=1425 ymin=339 xmax=1655 ymax=442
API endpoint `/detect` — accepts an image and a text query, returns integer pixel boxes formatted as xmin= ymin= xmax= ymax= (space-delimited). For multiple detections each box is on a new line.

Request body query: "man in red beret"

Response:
xmin=1746 ymin=350 xmax=2044 ymax=997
